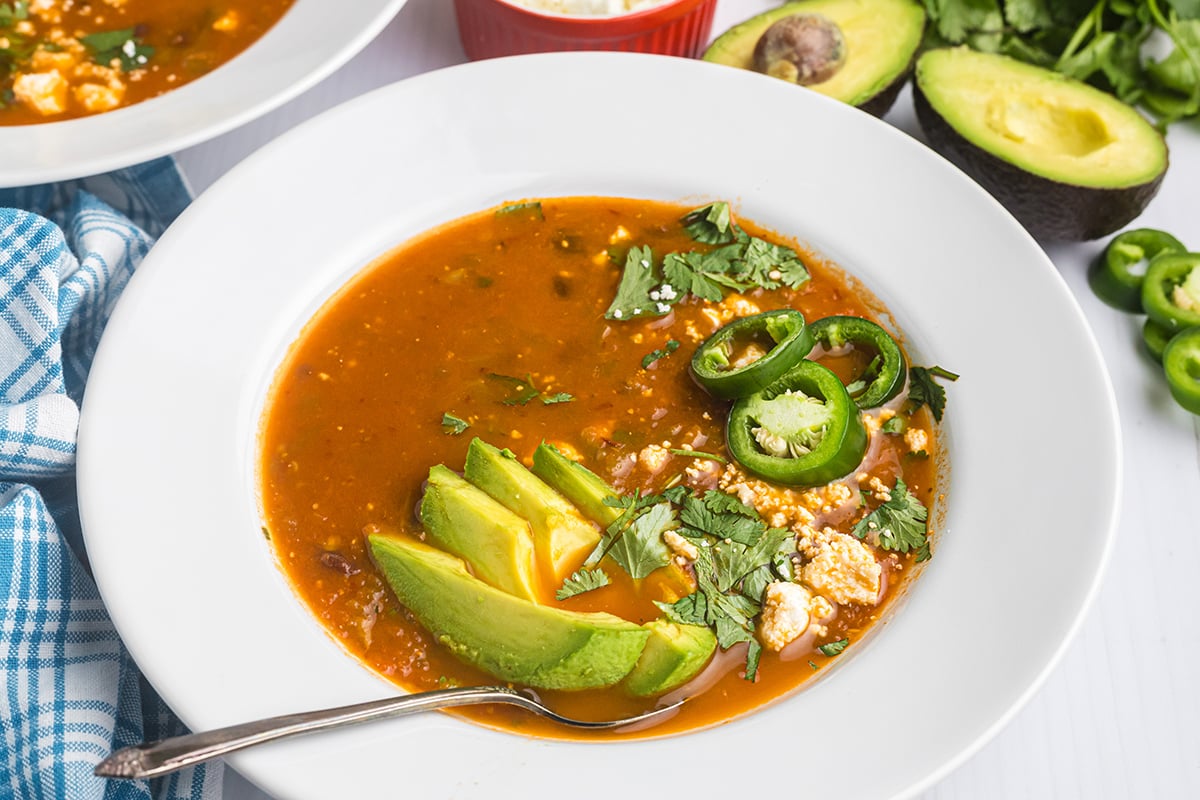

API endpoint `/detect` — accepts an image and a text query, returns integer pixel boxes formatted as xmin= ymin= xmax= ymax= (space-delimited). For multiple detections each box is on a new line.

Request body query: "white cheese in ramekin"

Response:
xmin=507 ymin=0 xmax=671 ymax=16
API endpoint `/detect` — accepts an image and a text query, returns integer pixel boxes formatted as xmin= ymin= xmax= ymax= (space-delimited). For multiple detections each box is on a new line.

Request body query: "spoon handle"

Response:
xmin=94 ymin=685 xmax=527 ymax=780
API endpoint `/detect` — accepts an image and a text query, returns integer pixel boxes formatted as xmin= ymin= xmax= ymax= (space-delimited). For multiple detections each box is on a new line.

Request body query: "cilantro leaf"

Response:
xmin=496 ymin=201 xmax=543 ymax=219
xmin=605 ymin=501 xmax=675 ymax=579
xmin=605 ymin=245 xmax=666 ymax=320
xmin=0 ymin=1 xmax=28 ymax=26
xmin=853 ymin=477 xmax=929 ymax=554
xmin=906 ymin=365 xmax=959 ymax=422
xmin=440 ymin=412 xmax=469 ymax=435
xmin=641 ymin=339 xmax=680 ymax=368
xmin=487 ymin=372 xmax=540 ymax=406
xmin=555 ymin=568 xmax=610 ymax=600
xmin=541 ymin=392 xmax=574 ymax=405
xmin=680 ymin=201 xmax=736 ymax=244
xmin=81 ymin=28 xmax=154 ymax=72
xmin=818 ymin=638 xmax=849 ymax=656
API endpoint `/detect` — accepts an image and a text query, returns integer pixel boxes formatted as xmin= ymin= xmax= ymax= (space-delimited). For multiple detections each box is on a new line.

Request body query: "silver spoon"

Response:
xmin=94 ymin=685 xmax=684 ymax=780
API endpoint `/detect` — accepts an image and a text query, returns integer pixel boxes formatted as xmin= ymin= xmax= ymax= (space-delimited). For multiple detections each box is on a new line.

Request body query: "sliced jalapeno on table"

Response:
xmin=1163 ymin=328 xmax=1200 ymax=415
xmin=1142 ymin=252 xmax=1200 ymax=332
xmin=1090 ymin=228 xmax=1186 ymax=312
xmin=1143 ymin=318 xmax=1174 ymax=362
xmin=691 ymin=309 xmax=814 ymax=400
xmin=809 ymin=315 xmax=906 ymax=409
xmin=726 ymin=359 xmax=867 ymax=487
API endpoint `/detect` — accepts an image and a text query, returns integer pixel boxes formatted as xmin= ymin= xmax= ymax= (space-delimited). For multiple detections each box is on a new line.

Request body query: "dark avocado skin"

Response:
xmin=913 ymin=84 xmax=1167 ymax=242
xmin=856 ymin=70 xmax=909 ymax=118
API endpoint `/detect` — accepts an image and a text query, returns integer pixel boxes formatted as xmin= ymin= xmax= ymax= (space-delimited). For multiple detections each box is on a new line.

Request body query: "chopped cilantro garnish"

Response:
xmin=81 ymin=28 xmax=154 ymax=72
xmin=486 ymin=372 xmax=572 ymax=406
xmin=496 ymin=201 xmax=543 ymax=219
xmin=881 ymin=416 xmax=906 ymax=435
xmin=641 ymin=338 xmax=680 ymax=368
xmin=853 ymin=477 xmax=929 ymax=555
xmin=818 ymin=638 xmax=849 ymax=656
xmin=556 ymin=567 xmax=610 ymax=600
xmin=906 ymin=365 xmax=959 ymax=422
xmin=441 ymin=412 xmax=470 ymax=435
xmin=605 ymin=501 xmax=675 ymax=580
xmin=668 ymin=448 xmax=727 ymax=464
xmin=604 ymin=202 xmax=811 ymax=321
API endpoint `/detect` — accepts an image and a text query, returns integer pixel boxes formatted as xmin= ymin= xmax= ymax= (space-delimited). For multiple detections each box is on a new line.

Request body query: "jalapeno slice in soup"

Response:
xmin=726 ymin=359 xmax=867 ymax=486
xmin=1090 ymin=228 xmax=1186 ymax=312
xmin=691 ymin=309 xmax=814 ymax=400
xmin=1162 ymin=328 xmax=1200 ymax=415
xmin=809 ymin=315 xmax=906 ymax=408
xmin=1142 ymin=252 xmax=1200 ymax=332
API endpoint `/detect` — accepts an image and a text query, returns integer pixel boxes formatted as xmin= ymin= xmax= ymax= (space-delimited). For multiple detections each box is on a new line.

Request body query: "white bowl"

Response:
xmin=77 ymin=52 xmax=1119 ymax=799
xmin=0 ymin=0 xmax=407 ymax=187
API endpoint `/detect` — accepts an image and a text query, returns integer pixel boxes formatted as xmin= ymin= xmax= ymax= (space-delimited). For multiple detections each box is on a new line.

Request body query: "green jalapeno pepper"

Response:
xmin=1090 ymin=228 xmax=1186 ymax=313
xmin=690 ymin=309 xmax=814 ymax=400
xmin=808 ymin=315 xmax=906 ymax=409
xmin=1142 ymin=252 xmax=1200 ymax=332
xmin=1143 ymin=318 xmax=1174 ymax=362
xmin=726 ymin=359 xmax=867 ymax=487
xmin=1163 ymin=327 xmax=1200 ymax=415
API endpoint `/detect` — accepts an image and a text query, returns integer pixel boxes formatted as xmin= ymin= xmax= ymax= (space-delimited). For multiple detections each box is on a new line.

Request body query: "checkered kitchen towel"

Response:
xmin=0 ymin=159 xmax=223 ymax=799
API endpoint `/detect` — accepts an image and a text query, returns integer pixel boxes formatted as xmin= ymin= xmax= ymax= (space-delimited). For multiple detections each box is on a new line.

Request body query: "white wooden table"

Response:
xmin=175 ymin=0 xmax=1200 ymax=796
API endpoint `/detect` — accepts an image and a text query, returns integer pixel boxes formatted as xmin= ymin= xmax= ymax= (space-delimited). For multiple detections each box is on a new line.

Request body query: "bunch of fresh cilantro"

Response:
xmin=922 ymin=0 xmax=1200 ymax=126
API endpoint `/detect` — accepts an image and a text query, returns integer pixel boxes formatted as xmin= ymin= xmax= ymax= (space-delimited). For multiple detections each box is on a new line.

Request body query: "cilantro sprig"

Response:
xmin=906 ymin=365 xmax=959 ymax=422
xmin=853 ymin=477 xmax=930 ymax=558
xmin=921 ymin=0 xmax=1200 ymax=127
xmin=486 ymin=372 xmax=574 ymax=406
xmin=604 ymin=202 xmax=811 ymax=321
xmin=81 ymin=28 xmax=154 ymax=72
xmin=556 ymin=567 xmax=610 ymax=600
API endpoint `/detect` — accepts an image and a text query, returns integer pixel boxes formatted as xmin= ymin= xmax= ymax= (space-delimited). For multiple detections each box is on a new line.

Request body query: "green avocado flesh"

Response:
xmin=464 ymin=438 xmax=601 ymax=583
xmin=703 ymin=0 xmax=926 ymax=114
xmin=531 ymin=442 xmax=623 ymax=527
xmin=368 ymin=535 xmax=650 ymax=690
xmin=914 ymin=47 xmax=1168 ymax=241
xmin=419 ymin=465 xmax=541 ymax=601
xmin=624 ymin=620 xmax=717 ymax=698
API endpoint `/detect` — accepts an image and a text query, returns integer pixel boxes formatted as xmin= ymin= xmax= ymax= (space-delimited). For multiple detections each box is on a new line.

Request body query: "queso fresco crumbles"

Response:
xmin=258 ymin=197 xmax=955 ymax=739
xmin=0 ymin=0 xmax=294 ymax=124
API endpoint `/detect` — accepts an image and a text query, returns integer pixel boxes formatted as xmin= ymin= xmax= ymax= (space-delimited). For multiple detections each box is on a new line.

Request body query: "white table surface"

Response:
xmin=174 ymin=0 xmax=1200 ymax=797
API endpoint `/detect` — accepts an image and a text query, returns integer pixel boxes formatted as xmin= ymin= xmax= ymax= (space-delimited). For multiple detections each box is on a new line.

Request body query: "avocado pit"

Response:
xmin=753 ymin=14 xmax=846 ymax=85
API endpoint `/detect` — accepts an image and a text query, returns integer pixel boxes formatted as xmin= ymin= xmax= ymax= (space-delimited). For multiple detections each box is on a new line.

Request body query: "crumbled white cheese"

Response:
xmin=12 ymin=71 xmax=68 ymax=116
xmin=759 ymin=582 xmax=813 ymax=651
xmin=801 ymin=531 xmax=882 ymax=606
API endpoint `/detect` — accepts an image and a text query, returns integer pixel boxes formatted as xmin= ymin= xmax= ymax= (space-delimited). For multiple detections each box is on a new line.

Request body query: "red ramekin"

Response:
xmin=453 ymin=0 xmax=718 ymax=61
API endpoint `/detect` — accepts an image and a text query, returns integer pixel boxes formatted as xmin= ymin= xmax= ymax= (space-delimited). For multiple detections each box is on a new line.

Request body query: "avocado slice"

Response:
xmin=369 ymin=535 xmax=650 ymax=690
xmin=913 ymin=47 xmax=1168 ymax=242
xmin=463 ymin=438 xmax=600 ymax=583
xmin=419 ymin=464 xmax=541 ymax=601
xmin=703 ymin=0 xmax=926 ymax=117
xmin=530 ymin=443 xmax=623 ymax=527
xmin=624 ymin=619 xmax=717 ymax=697
xmin=531 ymin=442 xmax=695 ymax=602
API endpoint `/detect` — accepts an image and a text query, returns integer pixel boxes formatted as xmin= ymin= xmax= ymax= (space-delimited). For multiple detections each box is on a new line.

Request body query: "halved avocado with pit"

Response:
xmin=913 ymin=47 xmax=1168 ymax=242
xmin=703 ymin=0 xmax=926 ymax=117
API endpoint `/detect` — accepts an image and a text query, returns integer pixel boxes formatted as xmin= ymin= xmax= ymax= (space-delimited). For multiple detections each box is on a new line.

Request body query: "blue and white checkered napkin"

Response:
xmin=0 ymin=159 xmax=223 ymax=800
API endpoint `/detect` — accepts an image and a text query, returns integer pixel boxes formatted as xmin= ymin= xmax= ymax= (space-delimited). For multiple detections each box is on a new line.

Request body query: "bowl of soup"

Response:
xmin=0 ymin=0 xmax=407 ymax=186
xmin=78 ymin=52 xmax=1119 ymax=798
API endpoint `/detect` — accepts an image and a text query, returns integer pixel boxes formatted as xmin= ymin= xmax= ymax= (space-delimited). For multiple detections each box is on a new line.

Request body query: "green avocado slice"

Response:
xmin=914 ymin=47 xmax=1168 ymax=241
xmin=703 ymin=0 xmax=926 ymax=116
xmin=464 ymin=438 xmax=600 ymax=584
xmin=530 ymin=443 xmax=623 ymax=527
xmin=368 ymin=535 xmax=650 ymax=690
xmin=419 ymin=464 xmax=541 ymax=601
xmin=624 ymin=620 xmax=717 ymax=698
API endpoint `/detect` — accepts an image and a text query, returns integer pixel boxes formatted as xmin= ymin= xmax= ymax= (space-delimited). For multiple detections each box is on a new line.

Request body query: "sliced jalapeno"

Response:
xmin=1143 ymin=318 xmax=1174 ymax=362
xmin=809 ymin=315 xmax=906 ymax=409
xmin=1163 ymin=327 xmax=1200 ymax=415
xmin=726 ymin=359 xmax=867 ymax=487
xmin=1090 ymin=228 xmax=1186 ymax=312
xmin=691 ymin=309 xmax=814 ymax=400
xmin=1142 ymin=252 xmax=1200 ymax=332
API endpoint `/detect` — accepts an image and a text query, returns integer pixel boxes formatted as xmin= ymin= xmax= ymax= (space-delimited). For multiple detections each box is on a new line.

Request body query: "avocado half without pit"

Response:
xmin=913 ymin=47 xmax=1169 ymax=242
xmin=703 ymin=0 xmax=926 ymax=117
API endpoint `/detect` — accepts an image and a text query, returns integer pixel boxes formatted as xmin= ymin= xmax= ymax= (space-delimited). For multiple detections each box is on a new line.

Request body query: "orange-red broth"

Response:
xmin=258 ymin=197 xmax=939 ymax=739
